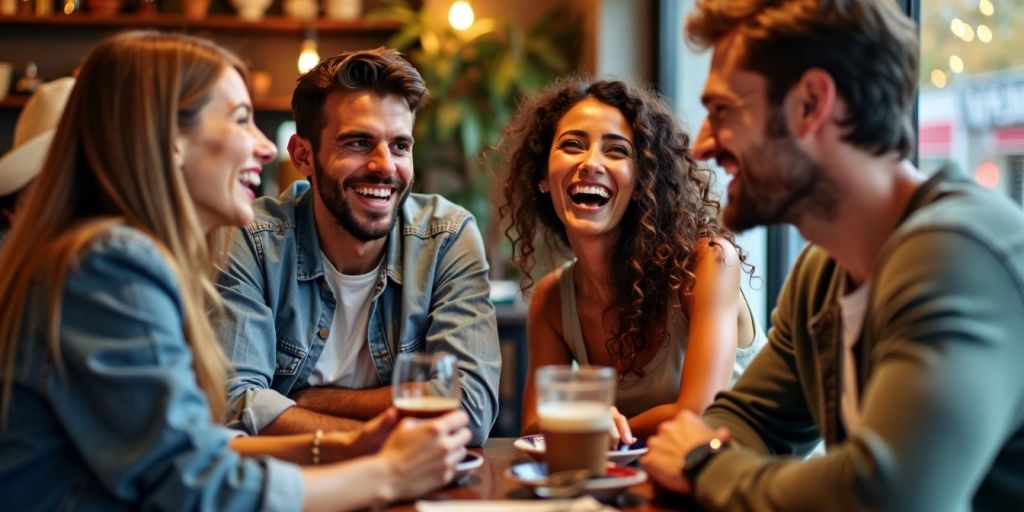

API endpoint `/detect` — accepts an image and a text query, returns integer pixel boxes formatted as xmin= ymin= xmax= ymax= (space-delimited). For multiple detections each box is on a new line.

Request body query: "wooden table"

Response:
xmin=380 ymin=438 xmax=702 ymax=511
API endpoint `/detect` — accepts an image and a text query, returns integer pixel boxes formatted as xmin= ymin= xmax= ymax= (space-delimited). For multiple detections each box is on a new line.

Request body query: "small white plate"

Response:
xmin=505 ymin=461 xmax=647 ymax=499
xmin=454 ymin=451 xmax=484 ymax=481
xmin=513 ymin=434 xmax=649 ymax=465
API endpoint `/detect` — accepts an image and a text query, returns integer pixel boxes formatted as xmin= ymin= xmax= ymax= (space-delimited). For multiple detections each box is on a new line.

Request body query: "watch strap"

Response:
xmin=682 ymin=437 xmax=729 ymax=483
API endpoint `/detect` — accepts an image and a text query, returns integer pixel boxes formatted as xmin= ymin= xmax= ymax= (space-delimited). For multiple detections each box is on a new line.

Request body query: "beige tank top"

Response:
xmin=558 ymin=259 xmax=766 ymax=418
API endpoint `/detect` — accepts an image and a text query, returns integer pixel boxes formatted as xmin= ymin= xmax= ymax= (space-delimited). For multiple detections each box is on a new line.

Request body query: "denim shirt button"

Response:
xmin=317 ymin=327 xmax=329 ymax=339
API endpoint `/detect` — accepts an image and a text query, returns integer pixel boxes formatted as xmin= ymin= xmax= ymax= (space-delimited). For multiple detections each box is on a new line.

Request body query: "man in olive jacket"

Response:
xmin=640 ymin=1 xmax=1024 ymax=510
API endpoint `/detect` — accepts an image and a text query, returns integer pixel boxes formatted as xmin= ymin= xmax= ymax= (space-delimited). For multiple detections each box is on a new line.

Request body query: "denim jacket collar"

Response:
xmin=292 ymin=187 xmax=324 ymax=283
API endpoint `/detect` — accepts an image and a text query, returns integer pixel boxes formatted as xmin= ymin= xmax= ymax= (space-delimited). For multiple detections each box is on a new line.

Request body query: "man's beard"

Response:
xmin=313 ymin=157 xmax=412 ymax=242
xmin=722 ymin=108 xmax=839 ymax=233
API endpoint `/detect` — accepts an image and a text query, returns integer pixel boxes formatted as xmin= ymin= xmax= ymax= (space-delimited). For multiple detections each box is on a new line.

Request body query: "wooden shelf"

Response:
xmin=0 ymin=95 xmax=29 ymax=109
xmin=2 ymin=91 xmax=292 ymax=113
xmin=0 ymin=14 xmax=400 ymax=35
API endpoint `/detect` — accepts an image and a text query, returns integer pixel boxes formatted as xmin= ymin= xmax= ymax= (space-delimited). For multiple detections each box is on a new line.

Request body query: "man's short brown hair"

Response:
xmin=291 ymin=47 xmax=429 ymax=152
xmin=686 ymin=0 xmax=918 ymax=158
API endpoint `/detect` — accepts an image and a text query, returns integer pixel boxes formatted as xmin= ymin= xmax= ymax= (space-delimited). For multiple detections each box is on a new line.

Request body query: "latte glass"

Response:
xmin=536 ymin=365 xmax=616 ymax=477
xmin=392 ymin=352 xmax=460 ymax=419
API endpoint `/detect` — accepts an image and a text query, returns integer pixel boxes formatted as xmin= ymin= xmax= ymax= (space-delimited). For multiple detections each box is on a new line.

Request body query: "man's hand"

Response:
xmin=291 ymin=385 xmax=392 ymax=421
xmin=324 ymin=408 xmax=399 ymax=461
xmin=640 ymin=410 xmax=730 ymax=494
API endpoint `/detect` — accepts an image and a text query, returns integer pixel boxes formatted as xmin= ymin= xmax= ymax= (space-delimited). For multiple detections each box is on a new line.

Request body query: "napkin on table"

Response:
xmin=415 ymin=496 xmax=614 ymax=512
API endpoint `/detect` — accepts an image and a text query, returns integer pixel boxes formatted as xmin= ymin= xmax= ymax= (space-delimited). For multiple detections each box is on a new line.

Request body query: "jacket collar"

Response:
xmin=806 ymin=258 xmax=845 ymax=445
xmin=291 ymin=182 xmax=323 ymax=282
xmin=897 ymin=166 xmax=957 ymax=225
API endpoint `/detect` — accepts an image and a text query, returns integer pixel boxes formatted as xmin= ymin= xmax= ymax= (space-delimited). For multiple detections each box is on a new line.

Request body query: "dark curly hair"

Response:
xmin=499 ymin=78 xmax=739 ymax=378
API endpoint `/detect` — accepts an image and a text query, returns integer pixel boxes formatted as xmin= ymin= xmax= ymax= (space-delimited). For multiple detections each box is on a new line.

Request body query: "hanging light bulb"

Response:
xmin=297 ymin=29 xmax=320 ymax=74
xmin=449 ymin=1 xmax=475 ymax=31
xmin=979 ymin=0 xmax=994 ymax=17
xmin=949 ymin=55 xmax=964 ymax=74
xmin=977 ymin=24 xmax=993 ymax=43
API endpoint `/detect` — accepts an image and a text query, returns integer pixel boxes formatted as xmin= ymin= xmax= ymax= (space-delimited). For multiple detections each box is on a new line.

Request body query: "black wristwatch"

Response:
xmin=682 ymin=437 xmax=729 ymax=483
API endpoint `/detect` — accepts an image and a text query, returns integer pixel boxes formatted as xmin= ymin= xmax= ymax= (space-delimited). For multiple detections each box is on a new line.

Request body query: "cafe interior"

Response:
xmin=1 ymin=0 xmax=1023 ymax=510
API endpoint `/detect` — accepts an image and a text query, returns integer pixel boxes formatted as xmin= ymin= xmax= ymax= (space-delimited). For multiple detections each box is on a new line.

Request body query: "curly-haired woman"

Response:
xmin=501 ymin=79 xmax=766 ymax=443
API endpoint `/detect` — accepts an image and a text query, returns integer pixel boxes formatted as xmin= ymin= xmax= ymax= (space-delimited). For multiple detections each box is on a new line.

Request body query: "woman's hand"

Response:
xmin=608 ymin=406 xmax=636 ymax=449
xmin=377 ymin=410 xmax=473 ymax=501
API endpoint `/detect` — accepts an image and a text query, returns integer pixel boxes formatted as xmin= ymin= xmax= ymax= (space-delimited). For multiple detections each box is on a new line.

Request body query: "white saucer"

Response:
xmin=513 ymin=434 xmax=649 ymax=465
xmin=454 ymin=451 xmax=484 ymax=481
xmin=505 ymin=461 xmax=647 ymax=499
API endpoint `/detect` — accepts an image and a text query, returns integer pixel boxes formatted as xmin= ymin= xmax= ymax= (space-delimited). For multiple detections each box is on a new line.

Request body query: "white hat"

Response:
xmin=0 ymin=77 xmax=75 ymax=196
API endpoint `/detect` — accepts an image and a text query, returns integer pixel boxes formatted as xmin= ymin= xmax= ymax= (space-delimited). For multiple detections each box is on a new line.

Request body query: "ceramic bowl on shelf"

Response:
xmin=231 ymin=0 xmax=272 ymax=22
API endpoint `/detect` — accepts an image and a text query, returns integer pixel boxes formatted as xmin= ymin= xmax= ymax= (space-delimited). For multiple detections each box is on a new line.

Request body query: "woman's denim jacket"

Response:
xmin=214 ymin=182 xmax=501 ymax=445
xmin=0 ymin=227 xmax=303 ymax=511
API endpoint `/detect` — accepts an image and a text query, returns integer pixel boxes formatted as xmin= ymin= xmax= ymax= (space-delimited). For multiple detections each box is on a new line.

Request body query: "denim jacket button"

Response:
xmin=318 ymin=327 xmax=329 ymax=339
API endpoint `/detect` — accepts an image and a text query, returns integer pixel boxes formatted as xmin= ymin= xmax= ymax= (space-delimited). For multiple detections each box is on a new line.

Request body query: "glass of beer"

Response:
xmin=392 ymin=352 xmax=460 ymax=419
xmin=536 ymin=365 xmax=616 ymax=478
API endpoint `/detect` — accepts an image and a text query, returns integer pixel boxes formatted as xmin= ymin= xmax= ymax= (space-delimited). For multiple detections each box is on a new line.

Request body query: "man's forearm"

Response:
xmin=291 ymin=386 xmax=392 ymax=420
xmin=260 ymin=406 xmax=364 ymax=435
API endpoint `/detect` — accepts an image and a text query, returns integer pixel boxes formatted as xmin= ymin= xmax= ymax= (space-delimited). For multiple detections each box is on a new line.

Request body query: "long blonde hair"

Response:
xmin=0 ymin=31 xmax=247 ymax=423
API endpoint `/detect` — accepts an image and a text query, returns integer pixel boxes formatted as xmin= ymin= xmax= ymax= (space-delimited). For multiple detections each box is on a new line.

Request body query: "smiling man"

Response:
xmin=214 ymin=48 xmax=500 ymax=446
xmin=641 ymin=0 xmax=1024 ymax=510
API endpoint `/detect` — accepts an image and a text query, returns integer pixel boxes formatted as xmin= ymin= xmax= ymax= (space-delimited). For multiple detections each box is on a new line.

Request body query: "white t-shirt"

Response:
xmin=838 ymin=276 xmax=872 ymax=434
xmin=306 ymin=253 xmax=381 ymax=389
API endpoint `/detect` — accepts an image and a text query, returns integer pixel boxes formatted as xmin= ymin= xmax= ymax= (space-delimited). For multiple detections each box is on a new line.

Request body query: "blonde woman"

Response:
xmin=0 ymin=31 xmax=469 ymax=511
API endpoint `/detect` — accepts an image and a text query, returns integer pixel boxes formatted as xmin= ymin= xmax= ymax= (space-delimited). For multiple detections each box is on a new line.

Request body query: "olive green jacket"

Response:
xmin=698 ymin=171 xmax=1024 ymax=511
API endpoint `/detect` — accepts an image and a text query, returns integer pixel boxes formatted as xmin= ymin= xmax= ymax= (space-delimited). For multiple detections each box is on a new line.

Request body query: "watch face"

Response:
xmin=683 ymin=438 xmax=726 ymax=481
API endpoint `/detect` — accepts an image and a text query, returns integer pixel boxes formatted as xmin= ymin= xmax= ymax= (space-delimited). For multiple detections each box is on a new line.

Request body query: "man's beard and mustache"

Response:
xmin=722 ymin=108 xmax=839 ymax=233
xmin=313 ymin=157 xmax=412 ymax=242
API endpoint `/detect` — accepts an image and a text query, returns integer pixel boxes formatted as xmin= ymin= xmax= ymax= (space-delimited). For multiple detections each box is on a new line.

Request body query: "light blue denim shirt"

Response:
xmin=215 ymin=182 xmax=501 ymax=445
xmin=0 ymin=226 xmax=304 ymax=511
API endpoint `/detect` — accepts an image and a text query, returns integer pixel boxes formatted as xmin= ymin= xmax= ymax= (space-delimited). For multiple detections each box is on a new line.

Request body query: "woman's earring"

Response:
xmin=538 ymin=182 xmax=548 ymax=193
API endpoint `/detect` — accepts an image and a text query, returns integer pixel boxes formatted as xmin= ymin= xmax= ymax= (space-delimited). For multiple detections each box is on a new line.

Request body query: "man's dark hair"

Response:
xmin=291 ymin=47 xmax=429 ymax=152
xmin=686 ymin=0 xmax=918 ymax=159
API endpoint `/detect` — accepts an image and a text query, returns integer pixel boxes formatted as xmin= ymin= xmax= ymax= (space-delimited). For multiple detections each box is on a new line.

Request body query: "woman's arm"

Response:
xmin=628 ymin=237 xmax=744 ymax=438
xmin=520 ymin=271 xmax=575 ymax=435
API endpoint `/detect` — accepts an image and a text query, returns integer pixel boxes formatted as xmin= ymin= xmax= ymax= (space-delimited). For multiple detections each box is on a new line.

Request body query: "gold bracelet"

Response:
xmin=311 ymin=429 xmax=323 ymax=465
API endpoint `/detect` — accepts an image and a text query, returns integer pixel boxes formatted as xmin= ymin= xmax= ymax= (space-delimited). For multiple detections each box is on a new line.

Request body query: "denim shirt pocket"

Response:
xmin=274 ymin=339 xmax=307 ymax=376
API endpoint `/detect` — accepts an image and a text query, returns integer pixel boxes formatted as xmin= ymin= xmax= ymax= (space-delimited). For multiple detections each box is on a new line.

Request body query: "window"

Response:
xmin=919 ymin=0 xmax=1024 ymax=202
xmin=659 ymin=0 xmax=775 ymax=327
